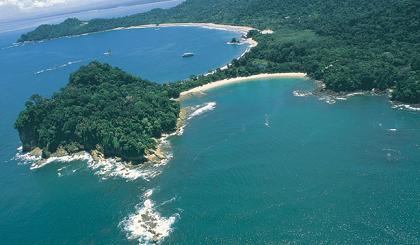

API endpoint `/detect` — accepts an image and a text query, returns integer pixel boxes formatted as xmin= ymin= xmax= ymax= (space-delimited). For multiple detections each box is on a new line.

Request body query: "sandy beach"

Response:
xmin=116 ymin=22 xmax=256 ymax=34
xmin=115 ymin=22 xmax=259 ymax=52
xmin=180 ymin=73 xmax=307 ymax=99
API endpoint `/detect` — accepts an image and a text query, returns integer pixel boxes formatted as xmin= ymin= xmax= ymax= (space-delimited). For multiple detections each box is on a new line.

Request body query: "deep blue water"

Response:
xmin=0 ymin=0 xmax=184 ymax=33
xmin=0 ymin=26 xmax=419 ymax=244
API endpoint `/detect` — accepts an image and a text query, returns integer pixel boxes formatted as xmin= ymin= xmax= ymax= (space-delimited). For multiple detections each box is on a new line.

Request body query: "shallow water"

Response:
xmin=0 ymin=26 xmax=419 ymax=244
xmin=160 ymin=79 xmax=420 ymax=243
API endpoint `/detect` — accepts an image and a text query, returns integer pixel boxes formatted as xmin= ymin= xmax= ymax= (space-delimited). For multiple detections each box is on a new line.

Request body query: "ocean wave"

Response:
xmin=174 ymin=102 xmax=217 ymax=135
xmin=34 ymin=59 xmax=83 ymax=75
xmin=157 ymin=136 xmax=174 ymax=165
xmin=30 ymin=152 xmax=91 ymax=170
xmin=391 ymin=103 xmax=420 ymax=112
xmin=14 ymin=146 xmax=170 ymax=181
xmin=177 ymin=124 xmax=185 ymax=136
xmin=13 ymin=146 xmax=41 ymax=165
xmin=188 ymin=102 xmax=216 ymax=120
xmin=119 ymin=189 xmax=178 ymax=244
xmin=57 ymin=165 xmax=82 ymax=177
xmin=318 ymin=96 xmax=336 ymax=104
xmin=345 ymin=92 xmax=366 ymax=97
xmin=86 ymin=157 xmax=165 ymax=181
xmin=292 ymin=90 xmax=312 ymax=97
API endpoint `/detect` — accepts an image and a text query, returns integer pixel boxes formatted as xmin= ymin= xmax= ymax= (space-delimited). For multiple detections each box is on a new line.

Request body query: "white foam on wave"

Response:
xmin=13 ymin=146 xmax=41 ymax=165
xmin=13 ymin=146 xmax=170 ymax=181
xmin=1 ymin=42 xmax=24 ymax=50
xmin=86 ymin=154 xmax=173 ymax=181
xmin=157 ymin=136 xmax=174 ymax=165
xmin=346 ymin=92 xmax=366 ymax=97
xmin=292 ymin=90 xmax=312 ymax=97
xmin=119 ymin=189 xmax=178 ymax=244
xmin=318 ymin=96 xmax=336 ymax=104
xmin=30 ymin=152 xmax=91 ymax=170
xmin=57 ymin=165 xmax=82 ymax=177
xmin=176 ymin=102 xmax=217 ymax=135
xmin=391 ymin=103 xmax=420 ymax=112
xmin=35 ymin=59 xmax=83 ymax=75
xmin=188 ymin=102 xmax=216 ymax=120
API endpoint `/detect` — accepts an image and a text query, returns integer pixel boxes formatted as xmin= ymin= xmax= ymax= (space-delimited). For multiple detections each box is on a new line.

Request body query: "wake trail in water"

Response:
xmin=34 ymin=50 xmax=113 ymax=75
xmin=1 ymin=42 xmax=25 ymax=50
xmin=34 ymin=59 xmax=84 ymax=75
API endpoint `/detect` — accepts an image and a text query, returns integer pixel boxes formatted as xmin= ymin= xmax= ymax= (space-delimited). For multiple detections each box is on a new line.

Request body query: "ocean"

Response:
xmin=0 ymin=26 xmax=419 ymax=244
xmin=0 ymin=0 xmax=185 ymax=33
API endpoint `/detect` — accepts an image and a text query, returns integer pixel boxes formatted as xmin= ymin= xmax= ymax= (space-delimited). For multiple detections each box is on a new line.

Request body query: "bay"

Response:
xmin=0 ymin=25 xmax=419 ymax=244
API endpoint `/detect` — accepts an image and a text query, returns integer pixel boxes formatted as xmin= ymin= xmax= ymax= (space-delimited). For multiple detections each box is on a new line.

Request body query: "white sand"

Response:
xmin=116 ymin=22 xmax=258 ymax=53
xmin=115 ymin=22 xmax=256 ymax=34
xmin=180 ymin=73 xmax=307 ymax=98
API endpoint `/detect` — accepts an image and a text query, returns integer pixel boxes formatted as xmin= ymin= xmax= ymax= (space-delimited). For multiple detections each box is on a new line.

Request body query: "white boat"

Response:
xmin=182 ymin=52 xmax=194 ymax=57
xmin=264 ymin=114 xmax=270 ymax=127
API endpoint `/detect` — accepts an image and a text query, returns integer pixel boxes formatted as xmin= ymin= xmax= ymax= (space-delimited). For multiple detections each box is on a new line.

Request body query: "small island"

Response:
xmin=15 ymin=62 xmax=180 ymax=163
xmin=228 ymin=37 xmax=241 ymax=44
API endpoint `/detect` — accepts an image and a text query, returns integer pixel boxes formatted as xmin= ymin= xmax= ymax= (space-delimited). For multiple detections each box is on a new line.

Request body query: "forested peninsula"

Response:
xmin=18 ymin=0 xmax=420 ymax=103
xmin=15 ymin=62 xmax=179 ymax=163
xmin=15 ymin=0 xmax=420 ymax=163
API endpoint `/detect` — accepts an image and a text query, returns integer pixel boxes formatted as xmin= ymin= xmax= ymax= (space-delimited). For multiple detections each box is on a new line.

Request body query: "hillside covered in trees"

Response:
xmin=18 ymin=0 xmax=420 ymax=103
xmin=15 ymin=62 xmax=179 ymax=163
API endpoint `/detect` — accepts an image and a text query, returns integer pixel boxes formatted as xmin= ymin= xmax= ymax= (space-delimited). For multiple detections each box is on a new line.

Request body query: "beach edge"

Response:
xmin=179 ymin=73 xmax=308 ymax=99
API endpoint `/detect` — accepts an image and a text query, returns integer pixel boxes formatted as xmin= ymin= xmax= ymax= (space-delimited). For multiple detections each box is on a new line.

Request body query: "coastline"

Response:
xmin=22 ymin=22 xmax=258 ymax=44
xmin=16 ymin=22 xmax=419 ymax=170
xmin=179 ymin=73 xmax=307 ymax=99
xmin=114 ymin=22 xmax=256 ymax=35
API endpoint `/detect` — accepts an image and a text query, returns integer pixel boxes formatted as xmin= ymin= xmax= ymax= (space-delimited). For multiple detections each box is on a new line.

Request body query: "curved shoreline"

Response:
xmin=114 ymin=22 xmax=256 ymax=34
xmin=109 ymin=23 xmax=259 ymax=59
xmin=21 ymin=22 xmax=258 ymax=44
xmin=179 ymin=73 xmax=308 ymax=99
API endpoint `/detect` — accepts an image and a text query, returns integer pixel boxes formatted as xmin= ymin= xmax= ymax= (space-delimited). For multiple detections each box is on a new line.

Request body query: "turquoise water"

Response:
xmin=0 ymin=27 xmax=247 ymax=244
xmin=1 ymin=27 xmax=419 ymax=244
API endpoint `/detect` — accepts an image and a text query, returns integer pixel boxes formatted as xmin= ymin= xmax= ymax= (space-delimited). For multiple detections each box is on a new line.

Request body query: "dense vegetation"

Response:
xmin=15 ymin=62 xmax=179 ymax=162
xmin=15 ymin=0 xmax=420 ymax=161
xmin=18 ymin=0 xmax=420 ymax=103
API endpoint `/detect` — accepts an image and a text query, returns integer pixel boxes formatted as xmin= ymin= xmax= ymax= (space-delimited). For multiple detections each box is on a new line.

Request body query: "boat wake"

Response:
xmin=35 ymin=59 xmax=84 ymax=75
xmin=264 ymin=114 xmax=270 ymax=127
xmin=119 ymin=189 xmax=179 ymax=245
xmin=1 ymin=42 xmax=25 ymax=50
